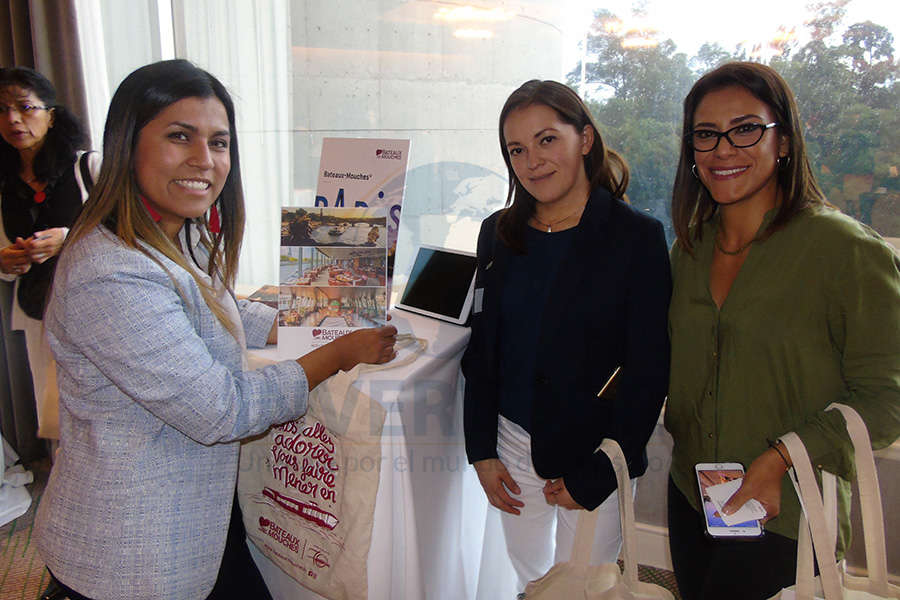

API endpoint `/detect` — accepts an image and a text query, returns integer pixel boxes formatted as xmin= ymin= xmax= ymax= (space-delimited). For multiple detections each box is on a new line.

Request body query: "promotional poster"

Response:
xmin=278 ymin=138 xmax=408 ymax=351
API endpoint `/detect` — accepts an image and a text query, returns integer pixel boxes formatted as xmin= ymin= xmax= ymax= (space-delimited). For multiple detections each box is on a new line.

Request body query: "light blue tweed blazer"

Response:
xmin=35 ymin=225 xmax=308 ymax=600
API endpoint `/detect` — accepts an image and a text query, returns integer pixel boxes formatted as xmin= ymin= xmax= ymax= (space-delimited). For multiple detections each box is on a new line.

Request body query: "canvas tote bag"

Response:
xmin=238 ymin=335 xmax=426 ymax=600
xmin=771 ymin=403 xmax=900 ymax=600
xmin=520 ymin=438 xmax=674 ymax=600
xmin=238 ymin=364 xmax=383 ymax=600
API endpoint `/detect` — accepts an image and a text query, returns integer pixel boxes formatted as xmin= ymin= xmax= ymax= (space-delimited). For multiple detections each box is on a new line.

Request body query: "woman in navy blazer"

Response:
xmin=34 ymin=60 xmax=396 ymax=600
xmin=461 ymin=80 xmax=671 ymax=590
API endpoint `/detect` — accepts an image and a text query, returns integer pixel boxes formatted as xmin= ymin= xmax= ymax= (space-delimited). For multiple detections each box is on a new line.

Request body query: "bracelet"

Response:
xmin=766 ymin=438 xmax=790 ymax=469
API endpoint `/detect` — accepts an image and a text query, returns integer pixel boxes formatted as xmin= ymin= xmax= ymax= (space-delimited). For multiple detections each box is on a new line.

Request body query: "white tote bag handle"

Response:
xmin=523 ymin=438 xmax=673 ymax=599
xmin=586 ymin=439 xmax=639 ymax=586
xmin=825 ymin=403 xmax=891 ymax=594
xmin=781 ymin=402 xmax=893 ymax=600
xmin=359 ymin=334 xmax=427 ymax=373
xmin=781 ymin=431 xmax=844 ymax=599
xmin=570 ymin=499 xmax=600 ymax=568
xmin=790 ymin=470 xmax=838 ymax=600
xmin=570 ymin=440 xmax=635 ymax=579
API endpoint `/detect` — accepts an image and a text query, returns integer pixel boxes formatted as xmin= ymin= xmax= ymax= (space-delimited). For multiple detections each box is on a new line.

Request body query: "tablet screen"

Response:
xmin=396 ymin=245 xmax=476 ymax=325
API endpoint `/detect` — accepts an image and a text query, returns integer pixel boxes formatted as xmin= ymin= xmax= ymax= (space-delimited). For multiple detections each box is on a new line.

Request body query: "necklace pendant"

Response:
xmin=547 ymin=225 xmax=552 ymax=233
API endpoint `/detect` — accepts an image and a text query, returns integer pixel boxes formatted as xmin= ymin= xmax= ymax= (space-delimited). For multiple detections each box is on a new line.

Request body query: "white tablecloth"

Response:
xmin=0 ymin=436 xmax=31 ymax=527
xmin=247 ymin=311 xmax=515 ymax=599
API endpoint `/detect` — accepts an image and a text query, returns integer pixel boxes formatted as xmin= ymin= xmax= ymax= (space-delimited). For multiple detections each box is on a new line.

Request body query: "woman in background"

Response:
xmin=666 ymin=61 xmax=900 ymax=599
xmin=0 ymin=67 xmax=98 ymax=441
xmin=462 ymin=79 xmax=670 ymax=591
xmin=34 ymin=59 xmax=396 ymax=600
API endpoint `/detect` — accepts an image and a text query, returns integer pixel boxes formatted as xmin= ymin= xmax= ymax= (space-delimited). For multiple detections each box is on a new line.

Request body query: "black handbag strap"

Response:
xmin=78 ymin=151 xmax=95 ymax=195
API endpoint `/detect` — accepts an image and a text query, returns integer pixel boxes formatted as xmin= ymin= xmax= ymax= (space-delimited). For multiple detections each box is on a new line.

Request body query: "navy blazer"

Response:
xmin=461 ymin=187 xmax=671 ymax=510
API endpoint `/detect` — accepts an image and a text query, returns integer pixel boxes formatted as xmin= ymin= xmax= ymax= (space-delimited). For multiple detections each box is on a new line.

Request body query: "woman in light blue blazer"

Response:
xmin=34 ymin=60 xmax=397 ymax=600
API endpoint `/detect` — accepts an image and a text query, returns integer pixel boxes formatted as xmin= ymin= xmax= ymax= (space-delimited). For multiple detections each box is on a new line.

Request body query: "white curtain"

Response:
xmin=75 ymin=0 xmax=289 ymax=287
xmin=73 ymin=0 xmax=110 ymax=150
xmin=173 ymin=0 xmax=292 ymax=287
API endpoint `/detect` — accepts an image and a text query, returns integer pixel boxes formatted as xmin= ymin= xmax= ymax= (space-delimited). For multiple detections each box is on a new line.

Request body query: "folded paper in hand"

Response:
xmin=705 ymin=478 xmax=767 ymax=526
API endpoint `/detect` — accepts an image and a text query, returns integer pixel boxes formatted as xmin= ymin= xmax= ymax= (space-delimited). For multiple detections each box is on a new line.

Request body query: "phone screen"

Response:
xmin=695 ymin=464 xmax=763 ymax=538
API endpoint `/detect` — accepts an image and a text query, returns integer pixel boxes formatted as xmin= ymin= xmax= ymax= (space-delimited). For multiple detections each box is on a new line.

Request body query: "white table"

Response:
xmin=247 ymin=311 xmax=504 ymax=599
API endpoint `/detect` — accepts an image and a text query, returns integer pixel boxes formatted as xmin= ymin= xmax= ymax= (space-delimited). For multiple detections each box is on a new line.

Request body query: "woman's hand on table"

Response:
xmin=0 ymin=243 xmax=32 ymax=275
xmin=340 ymin=325 xmax=398 ymax=368
xmin=721 ymin=445 xmax=789 ymax=524
xmin=474 ymin=458 xmax=524 ymax=515
xmin=542 ymin=477 xmax=584 ymax=510
xmin=297 ymin=324 xmax=397 ymax=390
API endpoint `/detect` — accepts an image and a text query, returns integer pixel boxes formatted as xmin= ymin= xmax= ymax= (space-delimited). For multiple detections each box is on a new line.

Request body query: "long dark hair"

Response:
xmin=671 ymin=62 xmax=827 ymax=254
xmin=497 ymin=80 xmax=629 ymax=253
xmin=0 ymin=67 xmax=87 ymax=183
xmin=67 ymin=59 xmax=244 ymax=336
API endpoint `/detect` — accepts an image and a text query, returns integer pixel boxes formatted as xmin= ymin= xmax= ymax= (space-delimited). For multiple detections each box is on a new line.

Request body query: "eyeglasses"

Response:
xmin=687 ymin=122 xmax=778 ymax=152
xmin=0 ymin=103 xmax=50 ymax=116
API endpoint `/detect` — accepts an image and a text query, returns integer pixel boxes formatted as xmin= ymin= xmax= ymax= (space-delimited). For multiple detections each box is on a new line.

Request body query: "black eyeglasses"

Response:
xmin=687 ymin=122 xmax=778 ymax=152
xmin=0 ymin=103 xmax=50 ymax=116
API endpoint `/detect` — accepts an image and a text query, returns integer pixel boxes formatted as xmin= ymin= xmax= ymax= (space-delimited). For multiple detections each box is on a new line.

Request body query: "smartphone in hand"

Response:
xmin=695 ymin=462 xmax=764 ymax=538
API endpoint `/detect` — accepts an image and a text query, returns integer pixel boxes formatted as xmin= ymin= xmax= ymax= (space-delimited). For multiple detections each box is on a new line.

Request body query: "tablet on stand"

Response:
xmin=395 ymin=245 xmax=477 ymax=326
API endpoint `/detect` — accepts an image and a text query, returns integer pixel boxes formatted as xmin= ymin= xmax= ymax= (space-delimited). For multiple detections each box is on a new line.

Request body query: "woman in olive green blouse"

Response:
xmin=666 ymin=61 xmax=900 ymax=599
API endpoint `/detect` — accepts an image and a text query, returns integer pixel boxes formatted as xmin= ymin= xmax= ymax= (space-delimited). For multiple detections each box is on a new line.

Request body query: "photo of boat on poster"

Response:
xmin=314 ymin=138 xmax=409 ymax=294
xmin=281 ymin=207 xmax=386 ymax=248
xmin=279 ymin=206 xmax=388 ymax=344
xmin=279 ymin=138 xmax=407 ymax=351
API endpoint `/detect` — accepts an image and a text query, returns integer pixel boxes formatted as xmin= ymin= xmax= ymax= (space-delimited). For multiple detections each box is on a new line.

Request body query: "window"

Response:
xmin=287 ymin=1 xmax=570 ymax=291
xmin=77 ymin=0 xmax=899 ymax=289
xmin=76 ymin=0 xmax=174 ymax=149
xmin=571 ymin=0 xmax=899 ymax=247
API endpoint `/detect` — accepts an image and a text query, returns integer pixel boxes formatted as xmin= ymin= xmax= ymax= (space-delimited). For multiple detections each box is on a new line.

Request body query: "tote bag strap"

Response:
xmin=74 ymin=150 xmax=95 ymax=200
xmin=792 ymin=469 xmax=837 ymax=600
xmin=594 ymin=438 xmax=640 ymax=586
xmin=781 ymin=431 xmax=844 ymax=599
xmin=825 ymin=403 xmax=890 ymax=592
xmin=571 ymin=503 xmax=602 ymax=569
xmin=570 ymin=441 xmax=624 ymax=570
xmin=795 ymin=511 xmax=815 ymax=600
xmin=359 ymin=334 xmax=427 ymax=374
xmin=320 ymin=363 xmax=363 ymax=406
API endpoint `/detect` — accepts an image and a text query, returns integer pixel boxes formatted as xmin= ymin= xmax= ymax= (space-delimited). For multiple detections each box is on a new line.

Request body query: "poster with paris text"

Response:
xmin=313 ymin=137 xmax=409 ymax=295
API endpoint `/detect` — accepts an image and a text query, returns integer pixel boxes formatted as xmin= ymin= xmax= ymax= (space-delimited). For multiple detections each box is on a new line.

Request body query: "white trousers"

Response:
xmin=496 ymin=415 xmax=635 ymax=591
xmin=22 ymin=314 xmax=59 ymax=440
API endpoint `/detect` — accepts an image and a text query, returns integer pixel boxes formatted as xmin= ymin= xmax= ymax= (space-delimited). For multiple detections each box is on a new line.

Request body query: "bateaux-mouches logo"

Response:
xmin=375 ymin=148 xmax=402 ymax=160
xmin=311 ymin=328 xmax=353 ymax=341
xmin=257 ymin=516 xmax=300 ymax=553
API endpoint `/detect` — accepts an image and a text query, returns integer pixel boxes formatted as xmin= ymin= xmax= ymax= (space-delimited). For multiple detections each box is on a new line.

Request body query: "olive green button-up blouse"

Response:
xmin=666 ymin=206 xmax=900 ymax=546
